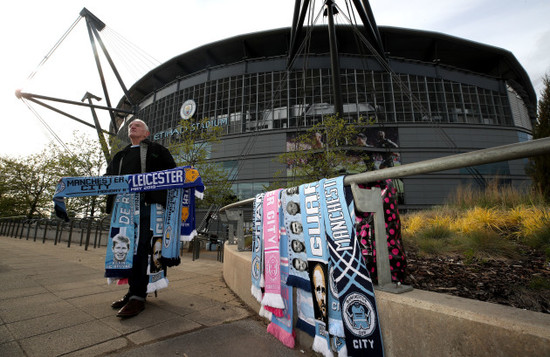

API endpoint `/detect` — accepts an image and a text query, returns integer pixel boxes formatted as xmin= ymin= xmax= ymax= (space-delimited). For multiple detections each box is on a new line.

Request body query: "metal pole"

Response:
xmin=344 ymin=136 xmax=550 ymax=186
xmin=326 ymin=0 xmax=344 ymax=117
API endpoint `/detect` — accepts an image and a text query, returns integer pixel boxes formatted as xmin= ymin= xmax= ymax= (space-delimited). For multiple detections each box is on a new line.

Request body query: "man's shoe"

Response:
xmin=111 ymin=295 xmax=130 ymax=309
xmin=116 ymin=299 xmax=145 ymax=318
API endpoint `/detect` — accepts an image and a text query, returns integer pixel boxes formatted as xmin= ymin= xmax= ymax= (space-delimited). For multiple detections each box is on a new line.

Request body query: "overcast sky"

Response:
xmin=2 ymin=0 xmax=549 ymax=158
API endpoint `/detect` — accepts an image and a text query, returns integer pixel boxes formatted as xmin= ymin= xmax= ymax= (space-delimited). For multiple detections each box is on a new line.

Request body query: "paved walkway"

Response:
xmin=0 ymin=236 xmax=311 ymax=357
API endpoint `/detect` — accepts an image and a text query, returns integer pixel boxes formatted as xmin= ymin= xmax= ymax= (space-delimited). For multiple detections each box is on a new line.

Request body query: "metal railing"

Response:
xmin=0 ymin=216 xmax=111 ymax=250
xmin=218 ymin=137 xmax=550 ymax=292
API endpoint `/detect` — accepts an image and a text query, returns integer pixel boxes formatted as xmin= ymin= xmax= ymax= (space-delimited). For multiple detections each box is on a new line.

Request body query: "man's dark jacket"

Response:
xmin=105 ymin=139 xmax=176 ymax=213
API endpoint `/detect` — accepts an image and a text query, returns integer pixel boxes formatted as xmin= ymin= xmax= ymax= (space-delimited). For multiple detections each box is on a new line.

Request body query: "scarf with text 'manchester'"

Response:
xmin=53 ymin=166 xmax=204 ymax=281
xmin=321 ymin=176 xmax=384 ymax=357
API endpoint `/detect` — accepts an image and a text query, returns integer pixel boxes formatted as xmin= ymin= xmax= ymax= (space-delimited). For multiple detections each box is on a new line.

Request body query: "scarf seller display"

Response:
xmin=299 ymin=179 xmax=333 ymax=357
xmin=251 ymin=193 xmax=265 ymax=303
xmin=261 ymin=189 xmax=285 ymax=311
xmin=53 ymin=166 xmax=204 ymax=280
xmin=266 ymin=203 xmax=296 ymax=348
xmin=321 ymin=176 xmax=385 ymax=356
xmin=147 ymin=203 xmax=168 ymax=293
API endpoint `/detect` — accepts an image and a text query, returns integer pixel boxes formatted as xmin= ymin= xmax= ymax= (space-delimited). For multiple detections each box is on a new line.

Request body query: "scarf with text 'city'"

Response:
xmin=53 ymin=166 xmax=204 ymax=278
xmin=266 ymin=214 xmax=296 ymax=348
xmin=321 ymin=176 xmax=384 ymax=357
xmin=261 ymin=189 xmax=285 ymax=311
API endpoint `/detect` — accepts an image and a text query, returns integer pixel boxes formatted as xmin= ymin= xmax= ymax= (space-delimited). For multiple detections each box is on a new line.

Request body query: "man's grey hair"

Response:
xmin=128 ymin=118 xmax=149 ymax=133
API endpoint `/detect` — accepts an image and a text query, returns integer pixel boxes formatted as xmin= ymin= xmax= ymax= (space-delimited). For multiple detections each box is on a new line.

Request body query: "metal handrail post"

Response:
xmin=351 ymin=184 xmax=413 ymax=293
xmin=42 ymin=220 xmax=49 ymax=243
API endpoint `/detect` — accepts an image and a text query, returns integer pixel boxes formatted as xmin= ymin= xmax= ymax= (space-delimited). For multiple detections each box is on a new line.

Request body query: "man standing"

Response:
xmin=106 ymin=118 xmax=176 ymax=318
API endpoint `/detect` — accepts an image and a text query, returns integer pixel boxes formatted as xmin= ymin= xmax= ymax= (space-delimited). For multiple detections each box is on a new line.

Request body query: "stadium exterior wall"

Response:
xmin=114 ymin=26 xmax=535 ymax=209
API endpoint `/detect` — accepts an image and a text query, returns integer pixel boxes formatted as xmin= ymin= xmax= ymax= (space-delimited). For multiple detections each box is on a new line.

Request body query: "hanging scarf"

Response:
xmin=295 ymin=287 xmax=316 ymax=337
xmin=180 ymin=189 xmax=196 ymax=242
xmin=104 ymin=193 xmax=137 ymax=278
xmin=356 ymin=179 xmax=407 ymax=284
xmin=161 ymin=187 xmax=184 ymax=267
xmin=53 ymin=166 xmax=205 ymax=276
xmin=251 ymin=193 xmax=265 ymax=302
xmin=147 ymin=203 xmax=168 ymax=293
xmin=261 ymin=189 xmax=285 ymax=310
xmin=281 ymin=187 xmax=311 ymax=292
xmin=321 ymin=176 xmax=385 ymax=357
xmin=266 ymin=205 xmax=296 ymax=348
xmin=299 ymin=180 xmax=332 ymax=357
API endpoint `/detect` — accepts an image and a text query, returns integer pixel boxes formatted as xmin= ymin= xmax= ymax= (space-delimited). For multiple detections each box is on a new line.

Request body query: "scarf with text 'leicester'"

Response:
xmin=321 ymin=176 xmax=384 ymax=357
xmin=53 ymin=166 xmax=204 ymax=277
xmin=299 ymin=180 xmax=332 ymax=357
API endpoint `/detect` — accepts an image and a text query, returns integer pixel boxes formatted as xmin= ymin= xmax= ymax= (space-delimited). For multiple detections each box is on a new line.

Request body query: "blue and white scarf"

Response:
xmin=251 ymin=193 xmax=265 ymax=302
xmin=299 ymin=180 xmax=332 ymax=357
xmin=161 ymin=187 xmax=184 ymax=267
xmin=321 ymin=176 xmax=385 ymax=357
xmin=105 ymin=193 xmax=138 ymax=278
xmin=281 ymin=187 xmax=311 ymax=291
xmin=147 ymin=203 xmax=168 ymax=293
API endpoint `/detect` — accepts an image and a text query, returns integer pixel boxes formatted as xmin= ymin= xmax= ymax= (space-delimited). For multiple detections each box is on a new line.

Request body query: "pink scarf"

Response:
xmin=261 ymin=189 xmax=285 ymax=309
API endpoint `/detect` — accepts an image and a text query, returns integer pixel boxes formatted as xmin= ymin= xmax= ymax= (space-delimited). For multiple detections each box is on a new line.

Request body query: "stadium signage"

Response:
xmin=152 ymin=117 xmax=228 ymax=141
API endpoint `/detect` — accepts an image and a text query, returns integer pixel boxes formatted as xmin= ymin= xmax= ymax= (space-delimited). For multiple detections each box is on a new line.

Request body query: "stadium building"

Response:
xmin=114 ymin=24 xmax=536 ymax=209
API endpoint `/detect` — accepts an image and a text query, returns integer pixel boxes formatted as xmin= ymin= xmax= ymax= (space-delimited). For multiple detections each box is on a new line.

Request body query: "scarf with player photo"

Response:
xmin=261 ymin=189 xmax=285 ymax=311
xmin=105 ymin=193 xmax=139 ymax=276
xmin=104 ymin=193 xmax=139 ymax=278
xmin=147 ymin=203 xmax=169 ymax=293
xmin=299 ymin=179 xmax=332 ymax=357
xmin=281 ymin=187 xmax=311 ymax=292
xmin=321 ymin=176 xmax=385 ymax=357
xmin=251 ymin=193 xmax=265 ymax=303
xmin=266 ymin=214 xmax=296 ymax=348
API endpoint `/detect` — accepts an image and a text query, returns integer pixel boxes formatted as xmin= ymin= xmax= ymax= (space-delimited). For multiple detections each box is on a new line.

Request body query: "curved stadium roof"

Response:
xmin=117 ymin=25 xmax=536 ymax=121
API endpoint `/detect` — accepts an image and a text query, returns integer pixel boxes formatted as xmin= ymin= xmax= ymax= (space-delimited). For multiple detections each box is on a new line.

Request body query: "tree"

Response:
xmin=274 ymin=114 xmax=370 ymax=187
xmin=56 ymin=132 xmax=108 ymax=217
xmin=0 ymin=132 xmax=109 ymax=218
xmin=169 ymin=117 xmax=235 ymax=208
xmin=0 ymin=150 xmax=60 ymax=218
xmin=528 ymin=73 xmax=550 ymax=202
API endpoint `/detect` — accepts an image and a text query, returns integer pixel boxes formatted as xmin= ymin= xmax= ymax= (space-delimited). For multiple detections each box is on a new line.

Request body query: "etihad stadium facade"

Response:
xmin=114 ymin=25 xmax=536 ymax=209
